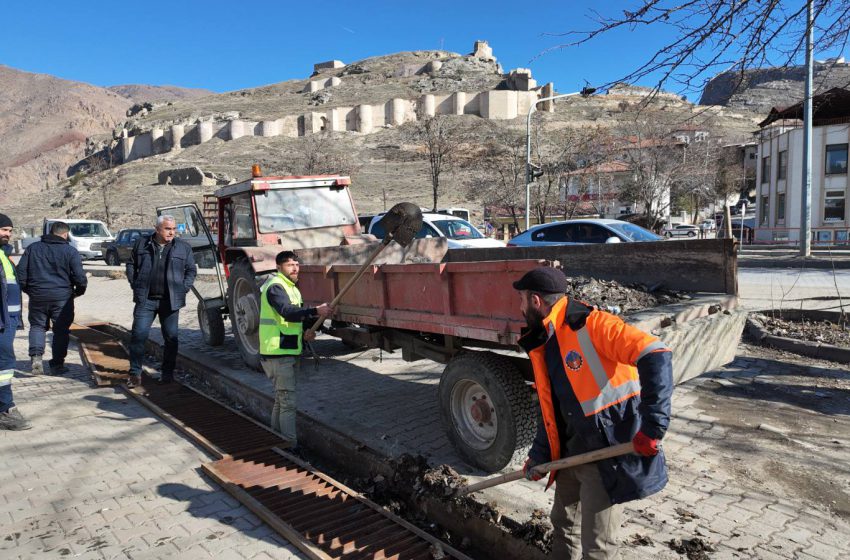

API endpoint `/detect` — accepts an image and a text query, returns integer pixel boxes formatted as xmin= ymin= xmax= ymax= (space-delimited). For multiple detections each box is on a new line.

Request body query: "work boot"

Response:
xmin=30 ymin=355 xmax=44 ymax=375
xmin=0 ymin=407 xmax=32 ymax=431
xmin=156 ymin=374 xmax=174 ymax=386
xmin=126 ymin=374 xmax=142 ymax=389
xmin=49 ymin=364 xmax=70 ymax=376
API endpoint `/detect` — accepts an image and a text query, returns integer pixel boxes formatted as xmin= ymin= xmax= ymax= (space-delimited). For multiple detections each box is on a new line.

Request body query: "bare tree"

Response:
xmin=614 ymin=119 xmax=690 ymax=229
xmin=555 ymin=1 xmax=850 ymax=93
xmin=405 ymin=115 xmax=466 ymax=211
xmin=292 ymin=132 xmax=356 ymax=176
xmin=466 ymin=127 xmax=527 ymax=231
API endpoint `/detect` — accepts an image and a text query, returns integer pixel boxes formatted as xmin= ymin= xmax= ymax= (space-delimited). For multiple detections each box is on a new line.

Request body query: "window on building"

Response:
xmin=824 ymin=190 xmax=846 ymax=222
xmin=761 ymin=156 xmax=770 ymax=184
xmin=760 ymin=195 xmax=769 ymax=225
xmin=826 ymin=144 xmax=848 ymax=175
xmin=778 ymin=151 xmax=788 ymax=180
xmin=776 ymin=193 xmax=786 ymax=222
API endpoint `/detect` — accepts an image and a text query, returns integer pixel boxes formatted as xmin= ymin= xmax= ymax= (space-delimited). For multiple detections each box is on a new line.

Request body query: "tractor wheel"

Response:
xmin=105 ymin=251 xmax=120 ymax=266
xmin=198 ymin=300 xmax=225 ymax=347
xmin=438 ymin=352 xmax=536 ymax=473
xmin=228 ymin=259 xmax=262 ymax=370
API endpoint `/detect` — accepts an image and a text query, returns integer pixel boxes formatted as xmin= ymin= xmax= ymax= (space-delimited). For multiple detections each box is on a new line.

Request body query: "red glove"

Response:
xmin=632 ymin=431 xmax=659 ymax=456
xmin=523 ymin=458 xmax=543 ymax=481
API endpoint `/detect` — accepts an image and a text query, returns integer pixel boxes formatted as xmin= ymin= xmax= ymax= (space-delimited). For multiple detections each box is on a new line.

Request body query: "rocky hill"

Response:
xmin=108 ymin=84 xmax=213 ymax=104
xmin=0 ymin=66 xmax=215 ymax=212
xmin=1 ymin=44 xmax=763 ymax=230
xmin=700 ymin=59 xmax=850 ymax=112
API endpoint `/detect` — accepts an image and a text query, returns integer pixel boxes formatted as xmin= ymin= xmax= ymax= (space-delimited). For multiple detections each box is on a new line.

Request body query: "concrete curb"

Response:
xmin=746 ymin=315 xmax=850 ymax=364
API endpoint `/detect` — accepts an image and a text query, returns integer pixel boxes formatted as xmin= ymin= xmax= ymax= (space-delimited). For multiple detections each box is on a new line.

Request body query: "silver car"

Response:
xmin=507 ymin=219 xmax=663 ymax=246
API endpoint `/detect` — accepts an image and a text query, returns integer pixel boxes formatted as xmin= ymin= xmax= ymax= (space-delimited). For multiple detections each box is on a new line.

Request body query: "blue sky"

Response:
xmin=1 ymin=1 xmax=840 ymax=99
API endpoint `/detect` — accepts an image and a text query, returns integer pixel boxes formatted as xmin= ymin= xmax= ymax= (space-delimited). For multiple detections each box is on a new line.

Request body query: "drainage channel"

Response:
xmin=83 ymin=323 xmax=550 ymax=560
xmin=71 ymin=323 xmax=473 ymax=560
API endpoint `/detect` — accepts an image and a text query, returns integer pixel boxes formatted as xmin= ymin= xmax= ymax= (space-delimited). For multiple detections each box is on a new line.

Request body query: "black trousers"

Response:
xmin=28 ymin=298 xmax=74 ymax=367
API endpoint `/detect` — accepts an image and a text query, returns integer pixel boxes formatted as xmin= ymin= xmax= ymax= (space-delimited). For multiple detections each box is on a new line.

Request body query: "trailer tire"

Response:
xmin=439 ymin=352 xmax=536 ymax=473
xmin=228 ymin=259 xmax=262 ymax=370
xmin=198 ymin=300 xmax=225 ymax=347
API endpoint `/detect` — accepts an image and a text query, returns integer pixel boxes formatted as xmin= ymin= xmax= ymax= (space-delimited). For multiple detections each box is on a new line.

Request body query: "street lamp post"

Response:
xmin=525 ymin=88 xmax=596 ymax=231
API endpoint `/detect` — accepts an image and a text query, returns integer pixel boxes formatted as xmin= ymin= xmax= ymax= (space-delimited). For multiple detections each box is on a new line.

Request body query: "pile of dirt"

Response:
xmin=752 ymin=313 xmax=850 ymax=347
xmin=514 ymin=508 xmax=552 ymax=551
xmin=564 ymin=276 xmax=687 ymax=314
xmin=667 ymin=537 xmax=715 ymax=560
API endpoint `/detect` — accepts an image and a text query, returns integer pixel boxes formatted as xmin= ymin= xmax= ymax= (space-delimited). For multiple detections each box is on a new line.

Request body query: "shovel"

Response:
xmin=305 ymin=202 xmax=423 ymax=338
xmin=455 ymin=442 xmax=636 ymax=497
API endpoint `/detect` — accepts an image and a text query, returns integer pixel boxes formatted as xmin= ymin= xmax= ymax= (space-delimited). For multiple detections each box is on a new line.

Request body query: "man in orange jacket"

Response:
xmin=514 ymin=267 xmax=673 ymax=559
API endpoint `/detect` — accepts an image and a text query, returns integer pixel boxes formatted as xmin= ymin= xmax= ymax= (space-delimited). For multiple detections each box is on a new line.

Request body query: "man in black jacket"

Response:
xmin=17 ymin=221 xmax=87 ymax=376
xmin=126 ymin=215 xmax=196 ymax=387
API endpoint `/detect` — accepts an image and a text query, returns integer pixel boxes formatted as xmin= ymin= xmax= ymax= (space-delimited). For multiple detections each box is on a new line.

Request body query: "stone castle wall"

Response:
xmin=118 ymin=87 xmax=552 ymax=164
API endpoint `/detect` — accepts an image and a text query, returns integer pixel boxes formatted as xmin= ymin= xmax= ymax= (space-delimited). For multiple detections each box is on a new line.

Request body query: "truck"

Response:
xmin=21 ymin=218 xmax=114 ymax=260
xmin=162 ymin=170 xmax=744 ymax=472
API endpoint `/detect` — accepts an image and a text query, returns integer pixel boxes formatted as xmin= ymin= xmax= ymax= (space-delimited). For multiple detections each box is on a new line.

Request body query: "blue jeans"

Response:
xmin=28 ymin=298 xmax=74 ymax=366
xmin=0 ymin=315 xmax=19 ymax=413
xmin=129 ymin=298 xmax=179 ymax=377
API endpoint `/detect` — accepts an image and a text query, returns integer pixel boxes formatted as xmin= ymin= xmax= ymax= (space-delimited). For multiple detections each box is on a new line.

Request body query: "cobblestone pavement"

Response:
xmin=11 ymin=274 xmax=850 ymax=559
xmin=0 ymin=329 xmax=305 ymax=559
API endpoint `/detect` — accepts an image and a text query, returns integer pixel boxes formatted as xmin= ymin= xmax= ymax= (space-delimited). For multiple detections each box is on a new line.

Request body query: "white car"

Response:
xmin=368 ymin=212 xmax=505 ymax=249
xmin=663 ymin=224 xmax=700 ymax=238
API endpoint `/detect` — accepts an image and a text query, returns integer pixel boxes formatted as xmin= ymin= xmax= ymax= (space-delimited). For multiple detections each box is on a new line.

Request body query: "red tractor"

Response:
xmin=158 ymin=170 xmax=370 ymax=369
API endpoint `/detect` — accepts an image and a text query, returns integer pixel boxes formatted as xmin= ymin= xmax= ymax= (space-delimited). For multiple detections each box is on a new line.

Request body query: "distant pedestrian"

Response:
xmin=126 ymin=215 xmax=196 ymax=387
xmin=0 ymin=213 xmax=31 ymax=430
xmin=259 ymin=250 xmax=333 ymax=447
xmin=17 ymin=221 xmax=87 ymax=376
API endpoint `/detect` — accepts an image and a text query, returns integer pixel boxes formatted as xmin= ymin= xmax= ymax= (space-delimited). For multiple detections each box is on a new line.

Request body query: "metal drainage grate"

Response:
xmin=71 ymin=323 xmax=132 ymax=386
xmin=205 ymin=447 xmax=473 ymax=560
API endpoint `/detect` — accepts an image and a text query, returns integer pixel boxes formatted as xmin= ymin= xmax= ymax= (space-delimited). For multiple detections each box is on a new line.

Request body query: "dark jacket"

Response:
xmin=16 ymin=234 xmax=87 ymax=302
xmin=519 ymin=297 xmax=673 ymax=505
xmin=126 ymin=235 xmax=196 ymax=310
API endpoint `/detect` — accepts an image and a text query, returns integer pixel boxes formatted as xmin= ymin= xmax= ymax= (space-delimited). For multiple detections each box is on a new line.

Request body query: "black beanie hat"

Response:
xmin=0 ymin=214 xmax=12 ymax=229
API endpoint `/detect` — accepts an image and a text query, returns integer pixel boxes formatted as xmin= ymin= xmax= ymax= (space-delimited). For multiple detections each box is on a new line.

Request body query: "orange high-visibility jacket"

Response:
xmin=518 ymin=296 xmax=673 ymax=503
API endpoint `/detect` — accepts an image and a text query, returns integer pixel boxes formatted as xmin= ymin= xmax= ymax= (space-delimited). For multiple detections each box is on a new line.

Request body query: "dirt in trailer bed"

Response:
xmin=563 ymin=276 xmax=688 ymax=314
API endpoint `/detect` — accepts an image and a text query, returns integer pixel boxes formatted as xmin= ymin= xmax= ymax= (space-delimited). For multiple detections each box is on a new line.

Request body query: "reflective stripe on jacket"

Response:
xmin=0 ymin=248 xmax=21 ymax=318
xmin=259 ymin=272 xmax=303 ymax=356
xmin=519 ymin=296 xmax=673 ymax=504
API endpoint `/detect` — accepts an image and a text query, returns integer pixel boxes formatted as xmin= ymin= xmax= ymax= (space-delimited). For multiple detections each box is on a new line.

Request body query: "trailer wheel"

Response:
xmin=228 ymin=259 xmax=262 ymax=370
xmin=439 ymin=352 xmax=536 ymax=472
xmin=198 ymin=300 xmax=225 ymax=347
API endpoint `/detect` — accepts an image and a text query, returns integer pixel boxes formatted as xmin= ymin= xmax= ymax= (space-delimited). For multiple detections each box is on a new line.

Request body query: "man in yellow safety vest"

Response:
xmin=259 ymin=250 xmax=333 ymax=449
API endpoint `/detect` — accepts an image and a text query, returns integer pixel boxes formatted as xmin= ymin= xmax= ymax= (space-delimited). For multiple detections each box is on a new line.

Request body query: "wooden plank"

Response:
xmin=270 ymin=447 xmax=475 ymax=560
xmin=202 ymin=460 xmax=333 ymax=560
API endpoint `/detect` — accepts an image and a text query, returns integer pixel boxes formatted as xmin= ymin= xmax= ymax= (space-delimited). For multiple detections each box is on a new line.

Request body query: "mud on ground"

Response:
xmin=692 ymin=340 xmax=850 ymax=521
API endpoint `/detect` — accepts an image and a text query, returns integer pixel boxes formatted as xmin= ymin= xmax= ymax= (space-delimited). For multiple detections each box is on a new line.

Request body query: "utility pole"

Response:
xmin=800 ymin=0 xmax=814 ymax=256
xmin=525 ymin=87 xmax=595 ymax=231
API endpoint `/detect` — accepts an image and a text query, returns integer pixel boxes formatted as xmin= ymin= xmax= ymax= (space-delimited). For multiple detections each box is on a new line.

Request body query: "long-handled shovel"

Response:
xmin=304 ymin=202 xmax=423 ymax=338
xmin=456 ymin=442 xmax=636 ymax=497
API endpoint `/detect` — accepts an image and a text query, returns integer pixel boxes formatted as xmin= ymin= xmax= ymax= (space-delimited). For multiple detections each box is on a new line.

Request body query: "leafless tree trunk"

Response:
xmin=406 ymin=115 xmax=465 ymax=211
xmin=465 ymin=127 xmax=526 ymax=232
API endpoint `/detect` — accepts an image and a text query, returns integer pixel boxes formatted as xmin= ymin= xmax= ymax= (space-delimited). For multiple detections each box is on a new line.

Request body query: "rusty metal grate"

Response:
xmin=71 ymin=323 xmax=287 ymax=457
xmin=73 ymin=322 xmax=471 ymax=560
xmin=205 ymin=447 xmax=473 ymax=560
xmin=71 ymin=323 xmax=132 ymax=386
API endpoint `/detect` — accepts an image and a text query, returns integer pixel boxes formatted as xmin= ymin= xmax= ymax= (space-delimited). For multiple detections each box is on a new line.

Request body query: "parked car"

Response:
xmin=506 ymin=219 xmax=663 ymax=247
xmin=21 ymin=218 xmax=114 ymax=260
xmin=102 ymin=228 xmax=154 ymax=265
xmin=663 ymin=223 xmax=701 ymax=238
xmin=368 ymin=212 xmax=505 ymax=249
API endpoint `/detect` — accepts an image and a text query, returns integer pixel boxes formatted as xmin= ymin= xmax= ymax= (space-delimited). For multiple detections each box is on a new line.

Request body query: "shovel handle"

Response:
xmin=305 ymin=240 xmax=390 ymax=337
xmin=457 ymin=442 xmax=635 ymax=496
